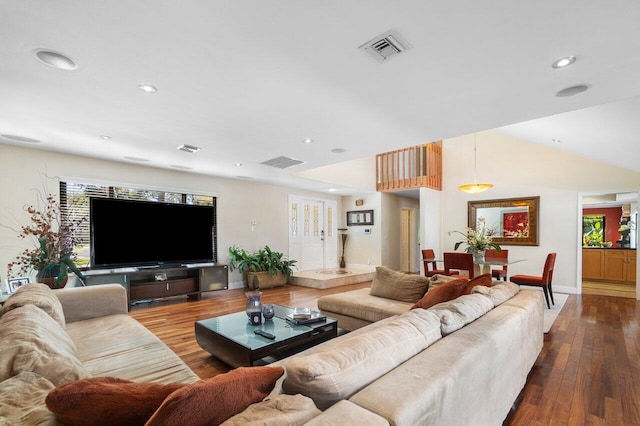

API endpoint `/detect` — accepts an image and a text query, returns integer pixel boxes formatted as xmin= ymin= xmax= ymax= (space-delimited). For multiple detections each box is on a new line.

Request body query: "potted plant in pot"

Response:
xmin=228 ymin=245 xmax=296 ymax=289
xmin=6 ymin=194 xmax=86 ymax=289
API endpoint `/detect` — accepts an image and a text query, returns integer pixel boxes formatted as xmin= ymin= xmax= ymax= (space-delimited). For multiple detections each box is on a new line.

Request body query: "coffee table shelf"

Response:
xmin=195 ymin=304 xmax=337 ymax=367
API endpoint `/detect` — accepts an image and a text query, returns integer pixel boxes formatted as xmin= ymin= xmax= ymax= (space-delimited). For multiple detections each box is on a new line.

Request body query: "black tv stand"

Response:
xmin=84 ymin=265 xmax=228 ymax=309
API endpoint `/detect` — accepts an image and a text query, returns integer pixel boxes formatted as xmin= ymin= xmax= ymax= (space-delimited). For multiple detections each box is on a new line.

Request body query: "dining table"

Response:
xmin=423 ymin=256 xmax=526 ymax=277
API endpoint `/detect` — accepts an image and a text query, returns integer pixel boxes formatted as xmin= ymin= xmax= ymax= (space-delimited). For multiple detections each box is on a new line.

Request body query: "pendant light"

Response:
xmin=457 ymin=134 xmax=493 ymax=193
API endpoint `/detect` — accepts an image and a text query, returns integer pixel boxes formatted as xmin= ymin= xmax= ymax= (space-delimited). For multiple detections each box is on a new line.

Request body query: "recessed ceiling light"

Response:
xmin=556 ymin=84 xmax=590 ymax=97
xmin=302 ymin=138 xmax=314 ymax=144
xmin=331 ymin=148 xmax=346 ymax=154
xmin=328 ymin=188 xmax=337 ymax=192
xmin=123 ymin=156 xmax=150 ymax=162
xmin=234 ymin=163 xmax=243 ymax=166
xmin=170 ymin=165 xmax=192 ymax=170
xmin=33 ymin=49 xmax=78 ymax=70
xmin=138 ymin=83 xmax=157 ymax=93
xmin=552 ymin=138 xmax=562 ymax=143
xmin=552 ymin=56 xmax=576 ymax=69
xmin=1 ymin=134 xmax=41 ymax=143
xmin=99 ymin=135 xmax=111 ymax=140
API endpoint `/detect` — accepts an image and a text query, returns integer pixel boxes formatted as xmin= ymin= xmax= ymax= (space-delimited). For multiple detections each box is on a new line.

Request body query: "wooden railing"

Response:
xmin=376 ymin=141 xmax=442 ymax=192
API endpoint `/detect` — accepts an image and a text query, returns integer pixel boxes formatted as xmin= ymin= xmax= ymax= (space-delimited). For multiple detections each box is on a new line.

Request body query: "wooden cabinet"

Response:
xmin=582 ymin=249 xmax=604 ymax=280
xmin=85 ymin=265 xmax=229 ymax=307
xmin=583 ymin=249 xmax=636 ymax=284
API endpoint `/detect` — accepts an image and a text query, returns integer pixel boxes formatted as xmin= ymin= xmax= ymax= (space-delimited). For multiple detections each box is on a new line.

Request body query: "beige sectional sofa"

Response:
xmin=1 ymin=276 xmax=543 ymax=426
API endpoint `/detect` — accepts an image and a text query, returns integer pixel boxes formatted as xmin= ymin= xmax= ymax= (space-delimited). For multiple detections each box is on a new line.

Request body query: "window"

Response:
xmin=59 ymin=181 xmax=217 ymax=268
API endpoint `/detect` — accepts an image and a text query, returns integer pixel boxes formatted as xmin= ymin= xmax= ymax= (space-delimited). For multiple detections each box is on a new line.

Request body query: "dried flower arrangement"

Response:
xmin=6 ymin=193 xmax=86 ymax=288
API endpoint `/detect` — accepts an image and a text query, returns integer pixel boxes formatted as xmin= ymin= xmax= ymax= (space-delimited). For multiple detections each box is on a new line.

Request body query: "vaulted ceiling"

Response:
xmin=1 ymin=1 xmax=639 ymax=194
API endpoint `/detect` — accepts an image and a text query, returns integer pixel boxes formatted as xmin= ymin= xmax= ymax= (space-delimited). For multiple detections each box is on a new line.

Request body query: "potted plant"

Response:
xmin=6 ymin=194 xmax=86 ymax=289
xmin=228 ymin=245 xmax=296 ymax=289
xmin=449 ymin=219 xmax=501 ymax=263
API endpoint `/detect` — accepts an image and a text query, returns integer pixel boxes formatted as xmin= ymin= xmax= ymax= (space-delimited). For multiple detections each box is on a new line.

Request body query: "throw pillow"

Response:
xmin=411 ymin=278 xmax=469 ymax=310
xmin=462 ymin=273 xmax=493 ymax=295
xmin=146 ymin=366 xmax=285 ymax=426
xmin=45 ymin=377 xmax=186 ymax=426
xmin=0 ymin=304 xmax=88 ymax=386
xmin=369 ymin=266 xmax=430 ymax=303
xmin=0 ymin=283 xmax=66 ymax=327
xmin=428 ymin=273 xmax=458 ymax=290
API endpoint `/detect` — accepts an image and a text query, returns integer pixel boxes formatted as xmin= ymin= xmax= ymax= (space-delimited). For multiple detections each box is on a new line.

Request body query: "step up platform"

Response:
xmin=290 ymin=268 xmax=374 ymax=290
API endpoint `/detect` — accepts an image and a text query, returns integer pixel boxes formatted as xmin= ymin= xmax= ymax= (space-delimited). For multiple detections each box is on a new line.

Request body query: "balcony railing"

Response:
xmin=376 ymin=141 xmax=442 ymax=192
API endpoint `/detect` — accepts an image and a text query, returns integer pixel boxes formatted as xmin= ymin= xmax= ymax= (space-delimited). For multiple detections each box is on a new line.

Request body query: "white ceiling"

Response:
xmin=1 ymin=1 xmax=640 ymax=194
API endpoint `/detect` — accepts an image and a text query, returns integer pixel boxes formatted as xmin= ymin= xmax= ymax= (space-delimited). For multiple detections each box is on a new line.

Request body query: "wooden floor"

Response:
xmin=130 ymin=283 xmax=640 ymax=425
xmin=582 ymin=279 xmax=637 ymax=299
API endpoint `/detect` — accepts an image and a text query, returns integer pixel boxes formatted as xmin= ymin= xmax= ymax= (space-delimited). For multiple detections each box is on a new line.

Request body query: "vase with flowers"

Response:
xmin=6 ymin=194 xmax=86 ymax=289
xmin=449 ymin=219 xmax=501 ymax=263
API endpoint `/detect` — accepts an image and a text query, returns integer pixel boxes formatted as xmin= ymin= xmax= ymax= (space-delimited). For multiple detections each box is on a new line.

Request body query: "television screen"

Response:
xmin=90 ymin=198 xmax=214 ymax=269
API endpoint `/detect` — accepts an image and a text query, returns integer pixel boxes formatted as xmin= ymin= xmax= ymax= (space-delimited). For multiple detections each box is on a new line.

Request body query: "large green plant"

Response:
xmin=228 ymin=245 xmax=297 ymax=277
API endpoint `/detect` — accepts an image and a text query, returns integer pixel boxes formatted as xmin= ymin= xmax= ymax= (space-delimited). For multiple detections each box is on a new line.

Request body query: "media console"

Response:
xmin=84 ymin=265 xmax=228 ymax=308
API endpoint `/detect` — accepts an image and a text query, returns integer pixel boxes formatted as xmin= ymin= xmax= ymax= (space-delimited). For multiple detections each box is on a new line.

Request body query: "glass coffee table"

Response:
xmin=195 ymin=304 xmax=337 ymax=368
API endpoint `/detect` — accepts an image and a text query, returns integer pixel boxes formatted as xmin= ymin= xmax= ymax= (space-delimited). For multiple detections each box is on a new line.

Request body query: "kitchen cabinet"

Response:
xmin=583 ymin=249 xmax=636 ymax=284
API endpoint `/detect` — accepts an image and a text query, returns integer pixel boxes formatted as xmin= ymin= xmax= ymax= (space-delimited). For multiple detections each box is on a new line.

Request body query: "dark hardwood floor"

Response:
xmin=129 ymin=284 xmax=640 ymax=425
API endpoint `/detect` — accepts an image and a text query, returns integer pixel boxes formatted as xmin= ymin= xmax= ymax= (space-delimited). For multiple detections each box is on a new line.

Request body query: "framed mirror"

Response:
xmin=468 ymin=196 xmax=539 ymax=246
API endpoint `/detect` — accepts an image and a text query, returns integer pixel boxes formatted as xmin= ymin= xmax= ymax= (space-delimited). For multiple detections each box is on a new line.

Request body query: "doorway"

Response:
xmin=288 ymin=196 xmax=338 ymax=271
xmin=580 ymin=192 xmax=637 ymax=299
xmin=400 ymin=209 xmax=415 ymax=272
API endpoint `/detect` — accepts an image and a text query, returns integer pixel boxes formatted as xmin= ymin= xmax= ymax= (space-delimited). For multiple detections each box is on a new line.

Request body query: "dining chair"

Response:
xmin=443 ymin=252 xmax=475 ymax=279
xmin=422 ymin=249 xmax=457 ymax=277
xmin=510 ymin=253 xmax=557 ymax=309
xmin=485 ymin=249 xmax=509 ymax=281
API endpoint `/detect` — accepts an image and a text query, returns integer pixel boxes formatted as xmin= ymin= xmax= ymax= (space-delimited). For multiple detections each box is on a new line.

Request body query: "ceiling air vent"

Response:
xmin=260 ymin=156 xmax=305 ymax=169
xmin=359 ymin=29 xmax=410 ymax=63
xmin=177 ymin=144 xmax=201 ymax=153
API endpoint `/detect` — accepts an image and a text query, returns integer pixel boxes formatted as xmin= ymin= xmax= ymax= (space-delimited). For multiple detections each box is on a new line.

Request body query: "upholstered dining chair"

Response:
xmin=422 ymin=249 xmax=457 ymax=277
xmin=443 ymin=252 xmax=475 ymax=279
xmin=485 ymin=249 xmax=509 ymax=281
xmin=510 ymin=253 xmax=557 ymax=309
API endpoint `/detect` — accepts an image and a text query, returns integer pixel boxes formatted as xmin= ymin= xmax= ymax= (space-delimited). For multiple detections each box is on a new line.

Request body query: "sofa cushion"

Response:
xmin=0 ymin=283 xmax=65 ymax=327
xmin=427 ymin=293 xmax=495 ymax=335
xmin=221 ymin=394 xmax=321 ymax=426
xmin=45 ymin=377 xmax=186 ymax=426
xmin=317 ymin=288 xmax=412 ymax=324
xmin=283 ymin=309 xmax=442 ymax=409
xmin=0 ymin=304 xmax=88 ymax=386
xmin=369 ymin=266 xmax=430 ymax=303
xmin=0 ymin=372 xmax=57 ymax=426
xmin=428 ymin=273 xmax=458 ymax=289
xmin=462 ymin=273 xmax=493 ymax=295
xmin=411 ymin=278 xmax=469 ymax=310
xmin=146 ymin=366 xmax=285 ymax=426
xmin=472 ymin=281 xmax=520 ymax=306
xmin=303 ymin=400 xmax=390 ymax=426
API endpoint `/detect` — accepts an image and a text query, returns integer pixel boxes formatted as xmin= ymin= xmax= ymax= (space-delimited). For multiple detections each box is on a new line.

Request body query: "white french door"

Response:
xmin=288 ymin=196 xmax=338 ymax=271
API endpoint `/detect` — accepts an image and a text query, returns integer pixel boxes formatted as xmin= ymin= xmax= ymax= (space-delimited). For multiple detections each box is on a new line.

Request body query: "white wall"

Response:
xmin=441 ymin=131 xmax=640 ymax=295
xmin=0 ymin=144 xmax=340 ymax=288
xmin=340 ymin=193 xmax=381 ymax=269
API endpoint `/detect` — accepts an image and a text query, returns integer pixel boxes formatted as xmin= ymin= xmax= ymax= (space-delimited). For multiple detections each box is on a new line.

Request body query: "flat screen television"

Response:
xmin=90 ymin=198 xmax=214 ymax=269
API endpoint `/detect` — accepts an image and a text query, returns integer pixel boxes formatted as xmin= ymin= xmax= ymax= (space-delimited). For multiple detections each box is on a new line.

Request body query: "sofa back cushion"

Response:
xmin=427 ymin=293 xmax=495 ymax=335
xmin=283 ymin=309 xmax=442 ymax=409
xmin=0 ymin=304 xmax=88 ymax=386
xmin=462 ymin=273 xmax=493 ymax=295
xmin=0 ymin=283 xmax=65 ymax=327
xmin=369 ymin=266 xmax=430 ymax=303
xmin=472 ymin=281 xmax=520 ymax=306
xmin=427 ymin=273 xmax=458 ymax=289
